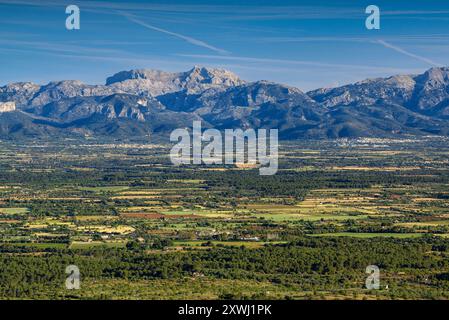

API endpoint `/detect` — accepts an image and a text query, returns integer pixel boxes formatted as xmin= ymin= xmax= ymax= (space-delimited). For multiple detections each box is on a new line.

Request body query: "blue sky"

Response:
xmin=1 ymin=0 xmax=449 ymax=91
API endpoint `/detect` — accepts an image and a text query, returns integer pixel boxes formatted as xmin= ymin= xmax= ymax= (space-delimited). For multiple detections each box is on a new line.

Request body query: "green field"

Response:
xmin=69 ymin=241 xmax=127 ymax=249
xmin=0 ymin=207 xmax=29 ymax=214
xmin=309 ymin=232 xmax=424 ymax=239
xmin=78 ymin=186 xmax=130 ymax=192
xmin=2 ymin=242 xmax=68 ymax=249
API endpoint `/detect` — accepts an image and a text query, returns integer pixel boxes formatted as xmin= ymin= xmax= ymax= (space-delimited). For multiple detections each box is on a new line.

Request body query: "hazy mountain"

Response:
xmin=1 ymin=66 xmax=449 ymax=140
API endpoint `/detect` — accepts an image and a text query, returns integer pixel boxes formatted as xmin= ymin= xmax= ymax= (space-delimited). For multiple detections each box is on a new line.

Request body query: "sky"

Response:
xmin=0 ymin=0 xmax=449 ymax=91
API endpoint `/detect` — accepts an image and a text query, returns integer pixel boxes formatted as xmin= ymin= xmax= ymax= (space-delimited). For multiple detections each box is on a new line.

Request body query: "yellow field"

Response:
xmin=76 ymin=225 xmax=135 ymax=234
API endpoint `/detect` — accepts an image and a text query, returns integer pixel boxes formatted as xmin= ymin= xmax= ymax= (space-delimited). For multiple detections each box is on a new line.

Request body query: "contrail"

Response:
xmin=376 ymin=39 xmax=441 ymax=67
xmin=117 ymin=11 xmax=229 ymax=55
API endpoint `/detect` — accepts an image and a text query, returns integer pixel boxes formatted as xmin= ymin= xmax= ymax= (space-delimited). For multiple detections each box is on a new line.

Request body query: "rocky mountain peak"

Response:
xmin=411 ymin=67 xmax=449 ymax=110
xmin=0 ymin=82 xmax=41 ymax=107
xmin=1 ymin=82 xmax=40 ymax=92
xmin=105 ymin=66 xmax=244 ymax=96
xmin=182 ymin=66 xmax=244 ymax=87
xmin=415 ymin=67 xmax=449 ymax=88
xmin=105 ymin=69 xmax=179 ymax=86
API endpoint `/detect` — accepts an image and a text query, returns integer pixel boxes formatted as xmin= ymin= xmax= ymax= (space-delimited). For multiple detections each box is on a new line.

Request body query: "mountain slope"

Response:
xmin=2 ymin=66 xmax=449 ymax=140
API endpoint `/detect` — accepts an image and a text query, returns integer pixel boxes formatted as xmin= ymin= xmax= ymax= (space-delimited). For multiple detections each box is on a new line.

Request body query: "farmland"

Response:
xmin=1 ymin=137 xmax=449 ymax=299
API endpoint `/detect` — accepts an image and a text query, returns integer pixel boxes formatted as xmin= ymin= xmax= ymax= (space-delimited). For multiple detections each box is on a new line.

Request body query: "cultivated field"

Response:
xmin=1 ymin=137 xmax=449 ymax=299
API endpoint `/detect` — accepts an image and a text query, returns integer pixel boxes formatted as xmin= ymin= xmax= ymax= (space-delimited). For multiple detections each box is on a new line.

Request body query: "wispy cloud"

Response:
xmin=382 ymin=10 xmax=449 ymax=15
xmin=375 ymin=40 xmax=441 ymax=67
xmin=176 ymin=53 xmax=411 ymax=73
xmin=116 ymin=11 xmax=229 ymax=55
xmin=0 ymin=39 xmax=132 ymax=57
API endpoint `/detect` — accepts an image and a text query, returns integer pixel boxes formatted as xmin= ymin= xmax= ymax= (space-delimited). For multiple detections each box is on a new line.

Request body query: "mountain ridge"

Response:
xmin=2 ymin=66 xmax=449 ymax=140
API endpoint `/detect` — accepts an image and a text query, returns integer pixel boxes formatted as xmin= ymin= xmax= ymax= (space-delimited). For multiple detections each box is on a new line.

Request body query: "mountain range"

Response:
xmin=1 ymin=65 xmax=449 ymax=140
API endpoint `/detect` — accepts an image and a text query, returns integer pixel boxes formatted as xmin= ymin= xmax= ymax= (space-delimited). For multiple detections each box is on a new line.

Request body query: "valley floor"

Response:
xmin=1 ymin=137 xmax=449 ymax=299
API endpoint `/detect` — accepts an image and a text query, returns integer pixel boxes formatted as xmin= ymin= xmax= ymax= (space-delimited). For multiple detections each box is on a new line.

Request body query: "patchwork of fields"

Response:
xmin=1 ymin=137 xmax=449 ymax=299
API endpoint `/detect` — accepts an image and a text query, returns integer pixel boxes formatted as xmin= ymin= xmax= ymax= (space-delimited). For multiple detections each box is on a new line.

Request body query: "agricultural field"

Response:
xmin=1 ymin=137 xmax=449 ymax=299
